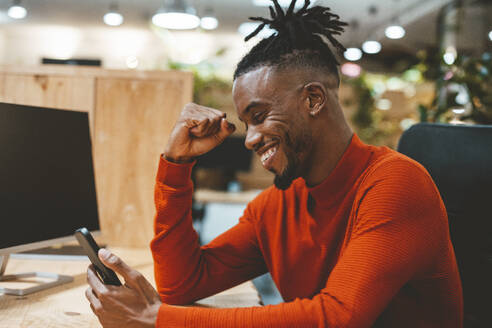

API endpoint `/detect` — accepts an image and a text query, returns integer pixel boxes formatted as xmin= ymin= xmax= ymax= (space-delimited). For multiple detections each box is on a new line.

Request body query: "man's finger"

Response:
xmin=87 ymin=265 xmax=108 ymax=297
xmin=189 ymin=118 xmax=211 ymax=136
xmin=203 ymin=116 xmax=223 ymax=137
xmin=98 ymin=249 xmax=131 ymax=275
xmin=194 ymin=118 xmax=236 ymax=152
xmin=85 ymin=287 xmax=102 ymax=312
xmin=216 ymin=118 xmax=236 ymax=140
xmin=98 ymin=249 xmax=139 ymax=289
xmin=98 ymin=249 xmax=160 ymax=304
xmin=189 ymin=111 xmax=223 ymax=136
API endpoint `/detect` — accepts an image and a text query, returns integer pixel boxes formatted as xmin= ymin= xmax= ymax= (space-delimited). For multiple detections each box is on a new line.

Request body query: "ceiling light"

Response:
xmin=362 ymin=40 xmax=381 ymax=54
xmin=252 ymin=0 xmax=310 ymax=8
xmin=7 ymin=0 xmax=27 ymax=19
xmin=238 ymin=22 xmax=276 ymax=39
xmin=152 ymin=0 xmax=200 ymax=30
xmin=200 ymin=7 xmax=218 ymax=30
xmin=385 ymin=25 xmax=405 ymax=39
xmin=341 ymin=63 xmax=361 ymax=77
xmin=103 ymin=3 xmax=123 ymax=26
xmin=201 ymin=16 xmax=219 ymax=30
xmin=344 ymin=48 xmax=362 ymax=61
xmin=104 ymin=12 xmax=123 ymax=26
xmin=488 ymin=30 xmax=492 ymax=41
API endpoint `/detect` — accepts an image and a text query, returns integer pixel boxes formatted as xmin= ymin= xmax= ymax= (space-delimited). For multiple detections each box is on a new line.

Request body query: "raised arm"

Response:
xmin=151 ymin=103 xmax=267 ymax=305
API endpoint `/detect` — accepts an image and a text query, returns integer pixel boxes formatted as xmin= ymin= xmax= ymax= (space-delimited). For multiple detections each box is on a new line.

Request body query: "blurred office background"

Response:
xmin=1 ymin=0 xmax=490 ymax=305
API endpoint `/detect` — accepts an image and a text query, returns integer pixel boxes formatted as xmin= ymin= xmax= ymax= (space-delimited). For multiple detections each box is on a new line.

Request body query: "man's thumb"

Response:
xmin=98 ymin=249 xmax=131 ymax=278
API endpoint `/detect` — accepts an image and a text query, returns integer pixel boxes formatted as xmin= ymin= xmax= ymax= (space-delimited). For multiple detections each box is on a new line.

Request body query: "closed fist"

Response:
xmin=164 ymin=103 xmax=236 ymax=163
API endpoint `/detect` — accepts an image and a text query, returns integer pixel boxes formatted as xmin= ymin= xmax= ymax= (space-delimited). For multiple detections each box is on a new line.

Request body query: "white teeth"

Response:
xmin=261 ymin=147 xmax=276 ymax=164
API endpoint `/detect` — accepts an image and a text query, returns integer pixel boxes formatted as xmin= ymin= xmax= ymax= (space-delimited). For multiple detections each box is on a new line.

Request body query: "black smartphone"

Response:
xmin=74 ymin=227 xmax=122 ymax=286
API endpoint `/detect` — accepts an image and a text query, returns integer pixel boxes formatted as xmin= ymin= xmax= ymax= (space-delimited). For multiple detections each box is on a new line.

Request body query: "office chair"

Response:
xmin=398 ymin=123 xmax=492 ymax=328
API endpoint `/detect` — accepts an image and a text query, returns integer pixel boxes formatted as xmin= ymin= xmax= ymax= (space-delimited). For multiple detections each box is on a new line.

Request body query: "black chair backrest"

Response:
xmin=398 ymin=123 xmax=492 ymax=328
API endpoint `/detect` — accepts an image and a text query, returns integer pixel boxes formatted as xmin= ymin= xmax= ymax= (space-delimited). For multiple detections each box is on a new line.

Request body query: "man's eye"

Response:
xmin=252 ymin=112 xmax=265 ymax=124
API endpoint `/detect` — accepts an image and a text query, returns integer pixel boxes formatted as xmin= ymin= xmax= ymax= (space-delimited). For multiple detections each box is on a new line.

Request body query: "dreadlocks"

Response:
xmin=233 ymin=0 xmax=347 ymax=85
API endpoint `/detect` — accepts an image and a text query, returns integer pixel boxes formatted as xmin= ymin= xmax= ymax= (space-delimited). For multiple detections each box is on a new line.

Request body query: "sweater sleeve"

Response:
xmin=156 ymin=158 xmax=450 ymax=327
xmin=150 ymin=156 xmax=267 ymax=307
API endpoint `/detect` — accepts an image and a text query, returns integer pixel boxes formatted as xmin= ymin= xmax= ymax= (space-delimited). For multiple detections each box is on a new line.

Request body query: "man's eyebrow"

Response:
xmin=242 ymin=101 xmax=265 ymax=115
xmin=238 ymin=101 xmax=268 ymax=122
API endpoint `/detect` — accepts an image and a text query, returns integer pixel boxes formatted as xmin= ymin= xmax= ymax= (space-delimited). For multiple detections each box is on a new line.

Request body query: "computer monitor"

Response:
xmin=0 ymin=102 xmax=100 ymax=295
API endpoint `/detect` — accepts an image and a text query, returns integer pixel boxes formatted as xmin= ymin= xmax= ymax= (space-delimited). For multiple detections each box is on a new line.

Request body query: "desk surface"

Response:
xmin=0 ymin=247 xmax=261 ymax=327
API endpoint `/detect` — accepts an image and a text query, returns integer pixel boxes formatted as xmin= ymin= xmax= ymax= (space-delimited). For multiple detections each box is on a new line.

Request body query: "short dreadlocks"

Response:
xmin=233 ymin=0 xmax=347 ymax=85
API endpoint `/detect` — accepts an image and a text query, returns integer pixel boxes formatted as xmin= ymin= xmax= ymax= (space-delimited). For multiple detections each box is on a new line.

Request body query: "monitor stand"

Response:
xmin=0 ymin=255 xmax=73 ymax=296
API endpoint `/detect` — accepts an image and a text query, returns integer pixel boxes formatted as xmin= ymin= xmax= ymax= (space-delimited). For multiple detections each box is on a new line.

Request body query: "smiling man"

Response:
xmin=86 ymin=1 xmax=463 ymax=327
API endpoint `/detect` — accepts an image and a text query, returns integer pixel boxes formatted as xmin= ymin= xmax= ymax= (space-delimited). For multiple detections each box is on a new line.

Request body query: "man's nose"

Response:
xmin=244 ymin=125 xmax=262 ymax=151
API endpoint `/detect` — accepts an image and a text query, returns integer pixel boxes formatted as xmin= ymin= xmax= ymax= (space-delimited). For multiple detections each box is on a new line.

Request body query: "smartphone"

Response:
xmin=74 ymin=227 xmax=122 ymax=286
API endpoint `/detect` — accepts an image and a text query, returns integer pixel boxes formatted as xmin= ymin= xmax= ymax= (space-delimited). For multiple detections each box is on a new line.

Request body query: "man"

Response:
xmin=86 ymin=1 xmax=463 ymax=327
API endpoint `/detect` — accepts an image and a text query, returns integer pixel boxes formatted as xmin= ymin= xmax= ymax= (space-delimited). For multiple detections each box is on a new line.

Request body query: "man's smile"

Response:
xmin=257 ymin=141 xmax=280 ymax=170
xmin=260 ymin=146 xmax=278 ymax=167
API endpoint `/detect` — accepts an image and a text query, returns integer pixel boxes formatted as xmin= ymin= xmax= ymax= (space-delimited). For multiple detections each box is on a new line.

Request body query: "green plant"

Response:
xmin=343 ymin=74 xmax=399 ymax=146
xmin=168 ymin=61 xmax=233 ymax=108
xmin=412 ymin=51 xmax=492 ymax=124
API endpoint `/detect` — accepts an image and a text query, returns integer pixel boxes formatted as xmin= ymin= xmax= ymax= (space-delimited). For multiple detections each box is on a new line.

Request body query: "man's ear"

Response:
xmin=302 ymin=82 xmax=327 ymax=117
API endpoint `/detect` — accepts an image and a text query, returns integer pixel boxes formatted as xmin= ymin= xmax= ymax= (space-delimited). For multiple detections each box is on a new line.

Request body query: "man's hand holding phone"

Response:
xmin=76 ymin=228 xmax=162 ymax=327
xmin=85 ymin=249 xmax=162 ymax=328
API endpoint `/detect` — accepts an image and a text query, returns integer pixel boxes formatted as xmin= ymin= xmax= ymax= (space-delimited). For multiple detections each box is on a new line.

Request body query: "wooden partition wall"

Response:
xmin=0 ymin=65 xmax=193 ymax=247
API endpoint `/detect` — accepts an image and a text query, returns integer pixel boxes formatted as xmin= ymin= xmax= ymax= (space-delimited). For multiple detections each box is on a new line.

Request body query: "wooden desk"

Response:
xmin=0 ymin=247 xmax=261 ymax=327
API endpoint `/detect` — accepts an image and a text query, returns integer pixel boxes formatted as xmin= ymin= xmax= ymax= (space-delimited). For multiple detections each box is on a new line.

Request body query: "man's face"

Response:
xmin=233 ymin=66 xmax=313 ymax=190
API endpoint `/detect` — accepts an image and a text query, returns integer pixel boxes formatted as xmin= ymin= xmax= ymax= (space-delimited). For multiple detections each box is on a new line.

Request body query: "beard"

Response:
xmin=273 ymin=126 xmax=311 ymax=190
xmin=273 ymin=153 xmax=299 ymax=190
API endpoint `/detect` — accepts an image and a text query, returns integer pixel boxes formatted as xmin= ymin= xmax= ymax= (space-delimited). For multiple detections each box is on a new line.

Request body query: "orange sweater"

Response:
xmin=151 ymin=134 xmax=463 ymax=327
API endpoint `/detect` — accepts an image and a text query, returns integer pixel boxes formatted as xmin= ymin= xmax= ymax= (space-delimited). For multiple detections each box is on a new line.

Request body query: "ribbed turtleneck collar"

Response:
xmin=306 ymin=134 xmax=374 ymax=209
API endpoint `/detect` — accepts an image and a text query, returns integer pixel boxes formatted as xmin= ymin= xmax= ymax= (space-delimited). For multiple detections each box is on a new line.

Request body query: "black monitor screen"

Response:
xmin=0 ymin=102 xmax=99 ymax=251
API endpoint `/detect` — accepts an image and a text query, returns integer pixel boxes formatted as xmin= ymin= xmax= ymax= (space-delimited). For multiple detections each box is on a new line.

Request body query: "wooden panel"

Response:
xmin=0 ymin=73 xmax=95 ymax=135
xmin=0 ymin=74 xmax=94 ymax=112
xmin=94 ymin=75 xmax=193 ymax=247
xmin=0 ymin=247 xmax=261 ymax=327
xmin=0 ymin=64 xmax=193 ymax=81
